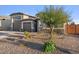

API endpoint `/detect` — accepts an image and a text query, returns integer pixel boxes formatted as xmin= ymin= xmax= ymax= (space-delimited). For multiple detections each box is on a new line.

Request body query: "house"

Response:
xmin=0 ymin=12 xmax=42 ymax=32
xmin=0 ymin=16 xmax=11 ymax=30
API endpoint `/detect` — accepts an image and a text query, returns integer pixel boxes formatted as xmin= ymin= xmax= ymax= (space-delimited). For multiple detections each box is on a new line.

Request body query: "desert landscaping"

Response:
xmin=0 ymin=31 xmax=78 ymax=54
xmin=0 ymin=5 xmax=79 ymax=54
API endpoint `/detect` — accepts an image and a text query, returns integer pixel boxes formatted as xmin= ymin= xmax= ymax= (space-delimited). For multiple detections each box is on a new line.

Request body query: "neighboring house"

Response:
xmin=0 ymin=12 xmax=42 ymax=32
xmin=0 ymin=16 xmax=11 ymax=30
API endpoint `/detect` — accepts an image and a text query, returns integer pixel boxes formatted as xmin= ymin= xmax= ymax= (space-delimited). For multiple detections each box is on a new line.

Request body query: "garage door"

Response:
xmin=23 ymin=22 xmax=31 ymax=32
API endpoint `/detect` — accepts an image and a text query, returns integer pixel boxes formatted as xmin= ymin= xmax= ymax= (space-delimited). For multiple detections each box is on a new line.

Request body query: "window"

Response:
xmin=13 ymin=16 xmax=21 ymax=20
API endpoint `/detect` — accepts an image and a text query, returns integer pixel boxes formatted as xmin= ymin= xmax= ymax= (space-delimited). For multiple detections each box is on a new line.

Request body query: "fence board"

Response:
xmin=65 ymin=24 xmax=79 ymax=34
xmin=76 ymin=25 xmax=79 ymax=34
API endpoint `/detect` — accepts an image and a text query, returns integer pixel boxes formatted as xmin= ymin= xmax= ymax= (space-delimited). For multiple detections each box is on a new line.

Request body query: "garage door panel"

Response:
xmin=23 ymin=22 xmax=31 ymax=32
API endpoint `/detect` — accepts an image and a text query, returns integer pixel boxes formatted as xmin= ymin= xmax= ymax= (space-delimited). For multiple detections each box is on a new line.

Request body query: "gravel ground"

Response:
xmin=0 ymin=31 xmax=44 ymax=54
xmin=55 ymin=35 xmax=79 ymax=54
xmin=0 ymin=31 xmax=79 ymax=54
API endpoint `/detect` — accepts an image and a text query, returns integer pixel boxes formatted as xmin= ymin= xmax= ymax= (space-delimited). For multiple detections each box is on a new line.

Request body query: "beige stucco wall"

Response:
xmin=23 ymin=15 xmax=29 ymax=19
xmin=37 ymin=20 xmax=42 ymax=31
xmin=10 ymin=13 xmax=40 ymax=31
xmin=1 ymin=19 xmax=11 ymax=30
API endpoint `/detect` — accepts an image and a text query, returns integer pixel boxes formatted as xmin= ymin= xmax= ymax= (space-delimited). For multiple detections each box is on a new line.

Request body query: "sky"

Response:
xmin=0 ymin=5 xmax=79 ymax=24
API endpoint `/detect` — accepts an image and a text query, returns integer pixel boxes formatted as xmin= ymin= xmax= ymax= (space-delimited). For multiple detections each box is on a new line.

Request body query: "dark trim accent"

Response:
xmin=9 ymin=12 xmax=38 ymax=18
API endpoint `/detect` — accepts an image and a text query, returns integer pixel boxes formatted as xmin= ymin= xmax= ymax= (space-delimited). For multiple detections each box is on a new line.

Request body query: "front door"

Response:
xmin=34 ymin=20 xmax=37 ymax=32
xmin=13 ymin=21 xmax=21 ymax=31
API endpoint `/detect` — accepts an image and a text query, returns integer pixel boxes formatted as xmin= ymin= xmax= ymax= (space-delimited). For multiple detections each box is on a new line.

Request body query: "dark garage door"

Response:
xmin=23 ymin=22 xmax=31 ymax=32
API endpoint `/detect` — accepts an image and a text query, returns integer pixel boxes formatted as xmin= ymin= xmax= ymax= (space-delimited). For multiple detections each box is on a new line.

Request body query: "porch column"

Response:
xmin=11 ymin=18 xmax=13 ymax=31
xmin=21 ymin=21 xmax=23 ymax=30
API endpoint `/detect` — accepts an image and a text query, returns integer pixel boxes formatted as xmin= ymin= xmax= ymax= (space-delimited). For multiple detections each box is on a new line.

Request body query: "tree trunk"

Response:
xmin=50 ymin=27 xmax=54 ymax=40
xmin=49 ymin=26 xmax=57 ymax=42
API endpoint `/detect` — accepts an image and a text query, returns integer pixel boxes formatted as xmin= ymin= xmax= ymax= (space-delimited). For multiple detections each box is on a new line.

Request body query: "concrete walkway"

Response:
xmin=0 ymin=31 xmax=24 ymax=39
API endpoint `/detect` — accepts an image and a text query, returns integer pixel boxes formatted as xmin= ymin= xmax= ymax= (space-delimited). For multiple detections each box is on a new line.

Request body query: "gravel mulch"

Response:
xmin=0 ymin=31 xmax=79 ymax=54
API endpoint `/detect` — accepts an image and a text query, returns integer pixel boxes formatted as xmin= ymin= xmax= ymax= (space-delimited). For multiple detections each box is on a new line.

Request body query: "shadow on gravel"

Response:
xmin=1 ymin=39 xmax=79 ymax=54
xmin=0 ymin=39 xmax=43 ymax=52
xmin=56 ymin=46 xmax=71 ymax=54
xmin=0 ymin=32 xmax=10 ymax=36
xmin=56 ymin=46 xmax=79 ymax=54
xmin=17 ymin=40 xmax=43 ymax=51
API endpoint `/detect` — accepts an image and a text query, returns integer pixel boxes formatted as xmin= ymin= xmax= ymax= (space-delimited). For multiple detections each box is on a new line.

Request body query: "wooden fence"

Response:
xmin=41 ymin=23 xmax=79 ymax=35
xmin=42 ymin=27 xmax=64 ymax=34
xmin=64 ymin=24 xmax=79 ymax=34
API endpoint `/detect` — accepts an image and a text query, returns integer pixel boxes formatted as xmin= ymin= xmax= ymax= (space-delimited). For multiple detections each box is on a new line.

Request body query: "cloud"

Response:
xmin=73 ymin=19 xmax=79 ymax=24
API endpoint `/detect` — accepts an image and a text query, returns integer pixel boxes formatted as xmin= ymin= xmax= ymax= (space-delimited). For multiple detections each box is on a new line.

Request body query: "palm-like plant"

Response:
xmin=36 ymin=6 xmax=71 ymax=40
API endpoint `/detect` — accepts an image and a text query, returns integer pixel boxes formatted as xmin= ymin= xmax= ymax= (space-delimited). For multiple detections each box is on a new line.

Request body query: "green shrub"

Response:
xmin=21 ymin=29 xmax=24 ymax=32
xmin=43 ymin=41 xmax=56 ymax=53
xmin=24 ymin=31 xmax=31 ymax=39
xmin=24 ymin=31 xmax=29 ymax=36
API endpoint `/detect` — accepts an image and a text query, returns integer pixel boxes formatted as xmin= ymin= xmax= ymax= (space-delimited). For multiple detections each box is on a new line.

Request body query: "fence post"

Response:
xmin=64 ymin=23 xmax=67 ymax=35
xmin=75 ymin=24 xmax=76 ymax=34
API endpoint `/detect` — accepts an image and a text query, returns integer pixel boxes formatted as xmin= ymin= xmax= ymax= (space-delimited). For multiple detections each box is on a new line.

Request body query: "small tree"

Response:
xmin=36 ymin=6 xmax=71 ymax=40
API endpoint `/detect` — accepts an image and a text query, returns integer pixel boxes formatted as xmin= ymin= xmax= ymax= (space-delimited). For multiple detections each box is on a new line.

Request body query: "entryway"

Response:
xmin=22 ymin=21 xmax=31 ymax=32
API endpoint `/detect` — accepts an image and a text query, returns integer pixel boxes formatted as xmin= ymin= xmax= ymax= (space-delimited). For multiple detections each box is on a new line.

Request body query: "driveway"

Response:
xmin=0 ymin=31 xmax=44 ymax=54
xmin=0 ymin=31 xmax=24 ymax=39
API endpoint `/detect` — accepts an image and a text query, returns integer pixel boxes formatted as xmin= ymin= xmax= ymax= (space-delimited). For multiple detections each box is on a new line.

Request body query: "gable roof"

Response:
xmin=10 ymin=12 xmax=25 ymax=16
xmin=10 ymin=12 xmax=38 ymax=18
xmin=0 ymin=12 xmax=39 ymax=21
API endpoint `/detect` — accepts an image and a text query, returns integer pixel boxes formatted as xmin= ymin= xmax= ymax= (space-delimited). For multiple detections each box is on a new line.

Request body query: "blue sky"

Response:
xmin=0 ymin=5 xmax=79 ymax=24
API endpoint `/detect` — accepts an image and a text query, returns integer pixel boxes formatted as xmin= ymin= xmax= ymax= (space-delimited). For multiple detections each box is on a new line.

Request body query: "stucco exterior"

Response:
xmin=23 ymin=15 xmax=29 ymax=19
xmin=1 ymin=19 xmax=11 ymax=30
xmin=0 ymin=16 xmax=11 ymax=30
xmin=0 ymin=12 xmax=42 ymax=32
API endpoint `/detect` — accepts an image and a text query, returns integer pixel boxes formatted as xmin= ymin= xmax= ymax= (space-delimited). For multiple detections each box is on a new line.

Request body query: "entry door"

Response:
xmin=13 ymin=21 xmax=21 ymax=31
xmin=23 ymin=22 xmax=31 ymax=32
xmin=34 ymin=21 xmax=37 ymax=32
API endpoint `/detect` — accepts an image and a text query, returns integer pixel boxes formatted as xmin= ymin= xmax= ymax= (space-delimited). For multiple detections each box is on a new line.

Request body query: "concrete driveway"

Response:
xmin=0 ymin=31 xmax=24 ymax=39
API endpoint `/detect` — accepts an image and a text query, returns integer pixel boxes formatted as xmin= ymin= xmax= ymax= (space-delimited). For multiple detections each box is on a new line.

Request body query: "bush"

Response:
xmin=24 ymin=31 xmax=31 ymax=39
xmin=43 ymin=41 xmax=56 ymax=53
xmin=20 ymin=44 xmax=25 ymax=47
xmin=21 ymin=29 xmax=24 ymax=32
